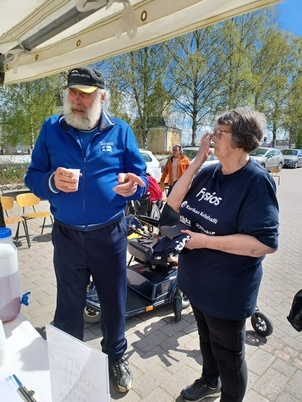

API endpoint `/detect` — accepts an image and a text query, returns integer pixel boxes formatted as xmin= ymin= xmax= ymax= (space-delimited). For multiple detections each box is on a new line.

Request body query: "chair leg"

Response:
xmin=14 ymin=222 xmax=21 ymax=241
xmin=22 ymin=219 xmax=31 ymax=248
xmin=39 ymin=215 xmax=54 ymax=235
xmin=41 ymin=217 xmax=47 ymax=235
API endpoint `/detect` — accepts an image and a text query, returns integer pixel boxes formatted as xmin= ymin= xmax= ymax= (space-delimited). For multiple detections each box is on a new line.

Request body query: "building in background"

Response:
xmin=135 ymin=117 xmax=182 ymax=154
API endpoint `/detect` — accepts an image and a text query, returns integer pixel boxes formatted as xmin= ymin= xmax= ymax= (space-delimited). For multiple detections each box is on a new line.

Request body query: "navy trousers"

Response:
xmin=191 ymin=304 xmax=247 ymax=402
xmin=52 ymin=217 xmax=128 ymax=363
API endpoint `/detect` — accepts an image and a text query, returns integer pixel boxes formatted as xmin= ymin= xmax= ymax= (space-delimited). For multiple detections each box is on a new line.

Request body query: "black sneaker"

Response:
xmin=181 ymin=377 xmax=221 ymax=401
xmin=109 ymin=356 xmax=133 ymax=393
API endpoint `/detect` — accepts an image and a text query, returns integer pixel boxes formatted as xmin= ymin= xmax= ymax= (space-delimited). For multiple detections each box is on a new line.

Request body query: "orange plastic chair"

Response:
xmin=0 ymin=195 xmax=30 ymax=247
xmin=16 ymin=192 xmax=53 ymax=247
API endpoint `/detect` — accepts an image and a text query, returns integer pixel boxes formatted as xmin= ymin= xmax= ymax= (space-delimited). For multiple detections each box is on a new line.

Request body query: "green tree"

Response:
xmin=0 ymin=75 xmax=62 ymax=151
xmin=248 ymin=27 xmax=298 ymax=146
xmin=283 ymin=38 xmax=302 ymax=148
xmin=216 ymin=11 xmax=274 ymax=110
xmin=166 ymin=9 xmax=279 ymax=146
xmin=213 ymin=7 xmax=302 ymax=147
xmin=96 ymin=44 xmax=171 ymax=148
xmin=166 ymin=27 xmax=223 ymax=146
xmin=106 ymin=83 xmax=131 ymax=124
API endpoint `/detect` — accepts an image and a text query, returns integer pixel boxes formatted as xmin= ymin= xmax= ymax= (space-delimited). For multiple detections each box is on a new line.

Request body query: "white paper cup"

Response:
xmin=68 ymin=169 xmax=81 ymax=190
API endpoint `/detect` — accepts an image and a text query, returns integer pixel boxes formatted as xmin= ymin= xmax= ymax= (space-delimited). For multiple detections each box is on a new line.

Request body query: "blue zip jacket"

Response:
xmin=24 ymin=111 xmax=148 ymax=229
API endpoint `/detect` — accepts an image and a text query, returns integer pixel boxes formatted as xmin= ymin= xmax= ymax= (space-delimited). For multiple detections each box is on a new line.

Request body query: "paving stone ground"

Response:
xmin=2 ymin=167 xmax=302 ymax=401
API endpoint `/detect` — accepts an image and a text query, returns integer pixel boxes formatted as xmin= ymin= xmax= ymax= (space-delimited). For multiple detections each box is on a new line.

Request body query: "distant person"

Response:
xmin=167 ymin=107 xmax=279 ymax=402
xmin=24 ymin=66 xmax=148 ymax=393
xmin=160 ymin=144 xmax=190 ymax=195
xmin=261 ymin=136 xmax=272 ymax=147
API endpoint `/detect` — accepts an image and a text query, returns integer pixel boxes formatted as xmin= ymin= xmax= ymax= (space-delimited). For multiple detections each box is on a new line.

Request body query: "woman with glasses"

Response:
xmin=167 ymin=107 xmax=279 ymax=402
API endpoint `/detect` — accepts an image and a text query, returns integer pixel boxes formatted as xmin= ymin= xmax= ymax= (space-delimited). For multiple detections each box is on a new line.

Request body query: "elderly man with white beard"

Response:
xmin=24 ymin=67 xmax=148 ymax=393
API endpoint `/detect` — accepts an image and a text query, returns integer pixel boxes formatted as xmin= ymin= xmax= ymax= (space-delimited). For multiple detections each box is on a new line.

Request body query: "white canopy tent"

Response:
xmin=0 ymin=0 xmax=282 ymax=85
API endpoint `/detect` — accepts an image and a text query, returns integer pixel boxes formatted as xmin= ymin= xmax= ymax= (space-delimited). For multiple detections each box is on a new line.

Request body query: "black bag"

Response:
xmin=158 ymin=203 xmax=180 ymax=228
xmin=146 ymin=233 xmax=191 ymax=265
xmin=287 ymin=289 xmax=302 ymax=332
xmin=136 ymin=193 xmax=151 ymax=216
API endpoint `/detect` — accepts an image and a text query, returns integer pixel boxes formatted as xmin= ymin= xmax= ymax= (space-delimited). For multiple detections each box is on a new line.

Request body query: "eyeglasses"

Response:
xmin=213 ymin=128 xmax=232 ymax=139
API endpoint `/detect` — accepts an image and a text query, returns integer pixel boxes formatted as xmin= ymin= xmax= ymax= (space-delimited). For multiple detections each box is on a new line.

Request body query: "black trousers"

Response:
xmin=52 ymin=217 xmax=128 ymax=363
xmin=191 ymin=304 xmax=247 ymax=402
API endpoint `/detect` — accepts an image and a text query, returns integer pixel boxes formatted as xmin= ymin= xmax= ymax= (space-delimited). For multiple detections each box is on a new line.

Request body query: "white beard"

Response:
xmin=63 ymin=90 xmax=102 ymax=130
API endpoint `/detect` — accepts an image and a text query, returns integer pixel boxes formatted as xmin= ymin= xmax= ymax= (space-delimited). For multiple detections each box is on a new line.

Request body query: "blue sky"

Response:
xmin=278 ymin=0 xmax=302 ymax=36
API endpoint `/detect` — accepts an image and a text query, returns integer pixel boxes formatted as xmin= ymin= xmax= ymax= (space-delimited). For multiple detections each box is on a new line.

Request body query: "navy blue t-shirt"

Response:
xmin=178 ymin=158 xmax=279 ymax=320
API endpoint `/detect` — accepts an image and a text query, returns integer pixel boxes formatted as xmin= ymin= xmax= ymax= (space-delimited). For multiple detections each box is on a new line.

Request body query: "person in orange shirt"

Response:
xmin=160 ymin=144 xmax=190 ymax=195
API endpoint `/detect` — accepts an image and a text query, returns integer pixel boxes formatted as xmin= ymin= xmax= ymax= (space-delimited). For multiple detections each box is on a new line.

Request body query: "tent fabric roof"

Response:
xmin=0 ymin=0 xmax=281 ymax=85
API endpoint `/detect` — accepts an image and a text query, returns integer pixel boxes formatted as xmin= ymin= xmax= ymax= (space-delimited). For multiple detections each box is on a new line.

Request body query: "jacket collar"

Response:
xmin=59 ymin=110 xmax=115 ymax=132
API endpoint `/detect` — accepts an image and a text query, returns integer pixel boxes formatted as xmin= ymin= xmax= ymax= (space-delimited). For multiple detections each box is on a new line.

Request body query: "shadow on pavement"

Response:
xmin=31 ymin=233 xmax=52 ymax=243
xmin=245 ymin=330 xmax=268 ymax=346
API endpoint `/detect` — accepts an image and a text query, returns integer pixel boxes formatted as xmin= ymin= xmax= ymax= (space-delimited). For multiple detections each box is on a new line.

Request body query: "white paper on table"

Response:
xmin=46 ymin=324 xmax=110 ymax=402
xmin=0 ymin=374 xmax=24 ymax=401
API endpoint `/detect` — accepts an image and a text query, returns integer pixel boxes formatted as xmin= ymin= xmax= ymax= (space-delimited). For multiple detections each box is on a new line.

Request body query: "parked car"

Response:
xmin=182 ymin=146 xmax=219 ymax=169
xmin=159 ymin=157 xmax=168 ymax=172
xmin=159 ymin=146 xmax=219 ymax=174
xmin=249 ymin=147 xmax=284 ymax=171
xmin=139 ymin=149 xmax=162 ymax=182
xmin=160 ymin=146 xmax=219 ymax=174
xmin=281 ymin=149 xmax=302 ymax=168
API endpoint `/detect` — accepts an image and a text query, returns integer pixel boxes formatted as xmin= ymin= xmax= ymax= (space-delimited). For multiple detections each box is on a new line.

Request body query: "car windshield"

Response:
xmin=183 ymin=148 xmax=217 ymax=161
xmin=140 ymin=152 xmax=152 ymax=162
xmin=250 ymin=148 xmax=268 ymax=156
xmin=282 ymin=149 xmax=298 ymax=156
xmin=182 ymin=149 xmax=198 ymax=160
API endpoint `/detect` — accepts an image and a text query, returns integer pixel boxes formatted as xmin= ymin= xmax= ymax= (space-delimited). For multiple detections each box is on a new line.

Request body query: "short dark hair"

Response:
xmin=216 ymin=107 xmax=266 ymax=153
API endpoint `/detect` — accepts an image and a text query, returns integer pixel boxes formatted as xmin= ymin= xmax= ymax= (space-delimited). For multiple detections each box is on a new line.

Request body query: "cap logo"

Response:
xmin=66 ymin=67 xmax=105 ymax=90
xmin=70 ymin=71 xmax=92 ymax=79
